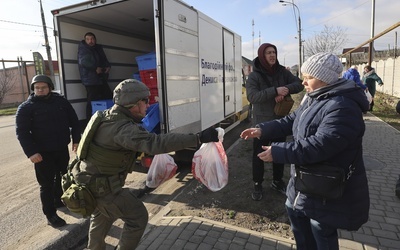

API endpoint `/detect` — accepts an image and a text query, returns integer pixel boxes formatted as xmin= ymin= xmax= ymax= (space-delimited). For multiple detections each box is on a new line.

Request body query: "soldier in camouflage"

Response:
xmin=77 ymin=79 xmax=218 ymax=249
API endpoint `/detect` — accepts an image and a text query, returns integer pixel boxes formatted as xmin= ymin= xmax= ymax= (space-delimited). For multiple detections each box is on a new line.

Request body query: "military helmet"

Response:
xmin=30 ymin=74 xmax=54 ymax=90
xmin=113 ymin=79 xmax=150 ymax=107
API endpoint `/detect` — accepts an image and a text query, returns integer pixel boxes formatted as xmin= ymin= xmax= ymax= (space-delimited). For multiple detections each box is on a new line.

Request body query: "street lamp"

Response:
xmin=279 ymin=0 xmax=302 ymax=78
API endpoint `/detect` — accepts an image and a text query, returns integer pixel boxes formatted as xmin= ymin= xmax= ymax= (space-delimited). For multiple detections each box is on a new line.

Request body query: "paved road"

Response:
xmin=137 ymin=113 xmax=400 ymax=250
xmin=0 ymin=114 xmax=249 ymax=249
xmin=0 ymin=114 xmax=182 ymax=249
xmin=0 ymin=115 xmax=50 ymax=249
xmin=4 ymin=113 xmax=400 ymax=249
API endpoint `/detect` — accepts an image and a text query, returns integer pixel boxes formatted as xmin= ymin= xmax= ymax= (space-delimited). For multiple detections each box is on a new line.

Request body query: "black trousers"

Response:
xmin=252 ymin=136 xmax=286 ymax=184
xmin=369 ymin=100 xmax=374 ymax=111
xmin=34 ymin=148 xmax=69 ymax=217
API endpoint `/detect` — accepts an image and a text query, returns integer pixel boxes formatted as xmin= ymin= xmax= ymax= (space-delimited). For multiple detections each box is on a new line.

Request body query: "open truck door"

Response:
xmin=52 ymin=0 xmax=245 ymax=136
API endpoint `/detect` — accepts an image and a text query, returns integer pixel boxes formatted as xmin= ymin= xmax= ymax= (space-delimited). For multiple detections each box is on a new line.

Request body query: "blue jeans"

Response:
xmin=285 ymin=199 xmax=339 ymax=250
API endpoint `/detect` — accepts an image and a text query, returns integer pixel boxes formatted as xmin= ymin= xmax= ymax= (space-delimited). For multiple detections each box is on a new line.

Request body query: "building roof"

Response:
xmin=342 ymin=46 xmax=370 ymax=54
xmin=242 ymin=56 xmax=253 ymax=66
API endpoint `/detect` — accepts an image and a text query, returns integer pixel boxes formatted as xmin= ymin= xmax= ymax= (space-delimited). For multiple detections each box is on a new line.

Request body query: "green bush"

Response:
xmin=0 ymin=106 xmax=17 ymax=116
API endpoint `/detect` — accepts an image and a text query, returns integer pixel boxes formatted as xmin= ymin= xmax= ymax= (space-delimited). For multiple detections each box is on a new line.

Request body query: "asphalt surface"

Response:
xmin=137 ymin=113 xmax=400 ymax=250
xmin=4 ymin=113 xmax=400 ymax=249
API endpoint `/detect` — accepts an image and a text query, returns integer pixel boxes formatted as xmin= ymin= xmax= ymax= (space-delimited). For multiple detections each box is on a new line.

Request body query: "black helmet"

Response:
xmin=30 ymin=74 xmax=54 ymax=91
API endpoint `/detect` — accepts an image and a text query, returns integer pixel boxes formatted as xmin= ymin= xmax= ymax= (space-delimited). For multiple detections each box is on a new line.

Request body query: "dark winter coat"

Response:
xmin=246 ymin=57 xmax=303 ymax=125
xmin=16 ymin=92 xmax=81 ymax=158
xmin=78 ymin=40 xmax=111 ymax=86
xmin=362 ymin=69 xmax=383 ymax=97
xmin=257 ymin=78 xmax=370 ymax=230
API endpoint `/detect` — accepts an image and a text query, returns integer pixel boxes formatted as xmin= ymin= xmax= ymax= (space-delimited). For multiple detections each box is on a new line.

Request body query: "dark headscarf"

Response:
xmin=257 ymin=43 xmax=280 ymax=75
xmin=364 ymin=65 xmax=373 ymax=72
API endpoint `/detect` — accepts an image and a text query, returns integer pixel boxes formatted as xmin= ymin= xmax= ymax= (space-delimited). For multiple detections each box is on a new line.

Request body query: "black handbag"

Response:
xmin=295 ymin=158 xmax=356 ymax=200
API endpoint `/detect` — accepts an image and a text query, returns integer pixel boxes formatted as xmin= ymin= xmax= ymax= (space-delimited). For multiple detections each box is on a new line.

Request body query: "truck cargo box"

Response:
xmin=52 ymin=0 xmax=245 ymax=135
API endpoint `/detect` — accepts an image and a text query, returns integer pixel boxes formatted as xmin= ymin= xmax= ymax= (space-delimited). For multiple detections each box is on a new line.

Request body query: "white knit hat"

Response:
xmin=301 ymin=52 xmax=343 ymax=84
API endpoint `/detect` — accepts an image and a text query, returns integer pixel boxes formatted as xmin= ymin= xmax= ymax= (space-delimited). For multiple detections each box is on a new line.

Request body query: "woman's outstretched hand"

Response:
xmin=240 ymin=128 xmax=261 ymax=140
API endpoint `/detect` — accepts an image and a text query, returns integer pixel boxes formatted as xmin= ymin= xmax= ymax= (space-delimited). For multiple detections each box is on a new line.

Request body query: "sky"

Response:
xmin=0 ymin=0 xmax=399 ymax=68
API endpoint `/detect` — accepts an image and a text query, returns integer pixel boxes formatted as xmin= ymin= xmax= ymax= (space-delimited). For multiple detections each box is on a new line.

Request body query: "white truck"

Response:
xmin=51 ymin=0 xmax=247 ymax=136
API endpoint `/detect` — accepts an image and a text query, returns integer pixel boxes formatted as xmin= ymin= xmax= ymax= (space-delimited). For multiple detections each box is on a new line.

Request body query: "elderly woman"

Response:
xmin=241 ymin=52 xmax=370 ymax=250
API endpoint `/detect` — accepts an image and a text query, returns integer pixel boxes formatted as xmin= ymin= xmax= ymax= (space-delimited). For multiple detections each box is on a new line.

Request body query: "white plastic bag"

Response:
xmin=192 ymin=128 xmax=228 ymax=192
xmin=146 ymin=154 xmax=177 ymax=188
xmin=365 ymin=90 xmax=373 ymax=104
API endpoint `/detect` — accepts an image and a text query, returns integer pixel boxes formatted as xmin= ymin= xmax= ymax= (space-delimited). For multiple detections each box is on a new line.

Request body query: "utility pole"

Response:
xmin=368 ymin=0 xmax=375 ymax=65
xmin=392 ymin=31 xmax=397 ymax=95
xmin=395 ymin=31 xmax=398 ymax=58
xmin=279 ymin=0 xmax=302 ymax=78
xmin=252 ymin=19 xmax=255 ymax=59
xmin=39 ymin=0 xmax=54 ymax=79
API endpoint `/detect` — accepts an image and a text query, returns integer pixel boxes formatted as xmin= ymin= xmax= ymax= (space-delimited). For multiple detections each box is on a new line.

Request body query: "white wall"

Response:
xmin=357 ymin=57 xmax=400 ymax=98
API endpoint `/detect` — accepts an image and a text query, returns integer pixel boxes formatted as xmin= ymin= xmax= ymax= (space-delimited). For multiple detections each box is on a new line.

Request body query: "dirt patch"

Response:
xmin=166 ymin=138 xmax=294 ymax=240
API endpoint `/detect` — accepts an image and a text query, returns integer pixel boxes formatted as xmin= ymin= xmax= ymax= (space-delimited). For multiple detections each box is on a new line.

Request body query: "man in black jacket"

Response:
xmin=15 ymin=75 xmax=81 ymax=228
xmin=78 ymin=32 xmax=113 ymax=121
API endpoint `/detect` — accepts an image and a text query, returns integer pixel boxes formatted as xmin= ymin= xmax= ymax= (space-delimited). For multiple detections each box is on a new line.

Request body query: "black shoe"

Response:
xmin=396 ymin=177 xmax=400 ymax=199
xmin=47 ymin=214 xmax=66 ymax=228
xmin=271 ymin=180 xmax=286 ymax=195
xmin=251 ymin=182 xmax=263 ymax=201
xmin=136 ymin=186 xmax=155 ymax=199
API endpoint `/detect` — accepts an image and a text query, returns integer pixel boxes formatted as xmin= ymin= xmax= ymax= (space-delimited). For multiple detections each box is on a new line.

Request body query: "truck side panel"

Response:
xmin=223 ymin=29 xmax=236 ymax=117
xmin=52 ymin=0 xmax=243 ymax=133
xmin=162 ymin=0 xmax=201 ymax=133
xmin=197 ymin=12 xmax=242 ymax=129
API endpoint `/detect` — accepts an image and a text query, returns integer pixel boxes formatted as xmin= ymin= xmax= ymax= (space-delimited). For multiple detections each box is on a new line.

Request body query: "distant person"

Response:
xmin=15 ymin=75 xmax=81 ymax=228
xmin=396 ymin=175 xmax=400 ymax=199
xmin=241 ymin=52 xmax=370 ymax=250
xmin=245 ymin=43 xmax=304 ymax=201
xmin=73 ymin=79 xmax=219 ymax=249
xmin=396 ymin=100 xmax=400 ymax=114
xmin=342 ymin=65 xmax=366 ymax=90
xmin=78 ymin=32 xmax=113 ymax=121
xmin=362 ymin=65 xmax=383 ymax=111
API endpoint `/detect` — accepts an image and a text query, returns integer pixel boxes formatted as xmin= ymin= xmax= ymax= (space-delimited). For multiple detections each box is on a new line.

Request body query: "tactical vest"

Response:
xmin=78 ymin=110 xmax=136 ymax=176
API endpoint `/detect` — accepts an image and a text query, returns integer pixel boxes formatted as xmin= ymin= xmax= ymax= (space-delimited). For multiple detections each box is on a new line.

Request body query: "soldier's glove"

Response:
xmin=198 ymin=127 xmax=219 ymax=143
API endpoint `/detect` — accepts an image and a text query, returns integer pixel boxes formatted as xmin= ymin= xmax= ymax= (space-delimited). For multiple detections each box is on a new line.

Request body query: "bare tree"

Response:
xmin=0 ymin=67 xmax=16 ymax=105
xmin=304 ymin=25 xmax=348 ymax=58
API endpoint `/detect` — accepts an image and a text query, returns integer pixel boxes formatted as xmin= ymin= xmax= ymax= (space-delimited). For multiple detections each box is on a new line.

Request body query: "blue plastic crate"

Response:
xmin=91 ymin=99 xmax=113 ymax=114
xmin=142 ymin=103 xmax=160 ymax=133
xmin=136 ymin=52 xmax=156 ymax=71
xmin=132 ymin=73 xmax=141 ymax=81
